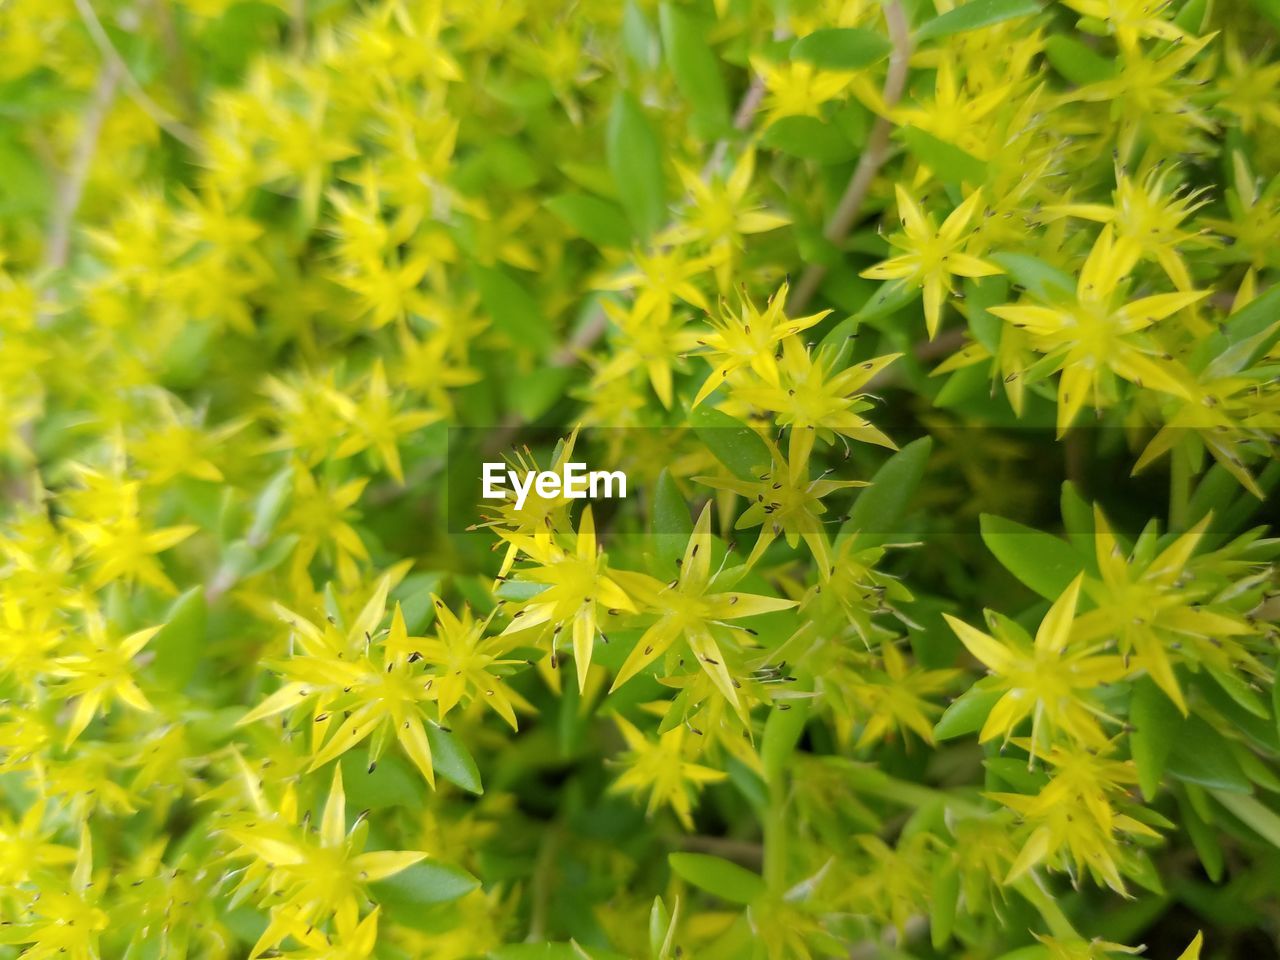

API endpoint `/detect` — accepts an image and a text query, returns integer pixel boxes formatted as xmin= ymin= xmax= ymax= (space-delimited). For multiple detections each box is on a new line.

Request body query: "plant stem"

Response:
xmin=762 ymin=781 xmax=789 ymax=893
xmin=1013 ymin=874 xmax=1078 ymax=940
xmin=72 ymin=0 xmax=202 ymax=150
xmin=788 ymin=0 xmax=912 ymax=316
xmin=42 ymin=60 xmax=121 ymax=279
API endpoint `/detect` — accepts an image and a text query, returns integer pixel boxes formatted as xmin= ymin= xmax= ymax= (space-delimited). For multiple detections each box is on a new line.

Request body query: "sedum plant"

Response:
xmin=1 ymin=0 xmax=1279 ymax=957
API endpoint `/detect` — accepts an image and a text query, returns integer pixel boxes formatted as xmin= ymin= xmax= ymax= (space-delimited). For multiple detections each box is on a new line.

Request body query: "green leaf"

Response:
xmin=653 ymin=469 xmax=693 ymax=538
xmin=984 ymin=757 xmax=1050 ymax=794
xmin=761 ymin=693 xmax=812 ymax=786
xmin=473 ymin=266 xmax=553 ymax=352
xmin=1060 ymin=481 xmax=1095 ymax=559
xmin=963 ymin=275 xmax=1008 ymax=352
xmin=607 ymin=92 xmax=666 ymax=239
xmin=1190 ymin=673 xmax=1278 ymax=754
xmin=248 ymin=465 xmax=293 ymax=546
xmin=854 ymin=279 xmax=921 ymax=322
xmin=340 ymin=752 xmax=422 ymax=810
xmin=1129 ymin=677 xmax=1181 ymax=801
xmin=1167 ymin=716 xmax=1251 ymax=793
xmin=1043 ymin=35 xmax=1116 ymax=85
xmin=841 ymin=437 xmax=932 ymax=546
xmin=668 ymin=852 xmax=766 ymax=904
xmin=653 ymin=469 xmax=694 ymax=573
xmin=1174 ymin=0 xmax=1210 ymax=32
xmin=1213 ymin=790 xmax=1280 ymax=849
xmin=495 ymin=580 xmax=550 ymax=600
xmin=979 ymin=515 xmax=1085 ymax=600
xmin=791 ymin=28 xmax=890 ymax=70
xmin=545 ymin=192 xmax=633 ymax=248
xmin=688 ymin=405 xmax=771 ymax=481
xmin=761 ymin=116 xmax=858 ymax=164
xmin=508 ymin=366 xmax=572 ymax=420
xmin=988 ymin=252 xmax=1076 ymax=303
xmin=369 ymin=860 xmax=479 ymax=912
xmin=930 ymin=863 xmax=959 ymax=948
xmin=426 ymin=723 xmax=484 ymax=794
xmin=915 ymin=0 xmax=1041 ymax=42
xmin=659 ymin=3 xmax=730 ymax=137
xmin=1207 ymin=665 xmax=1270 ymax=720
xmin=933 ymin=685 xmax=1002 ymax=740
xmin=245 ymin=533 xmax=298 ymax=577
xmin=1222 ymin=285 xmax=1280 ymax=360
xmin=649 ymin=895 xmax=677 ymax=960
xmin=899 ymin=127 xmax=987 ymax=185
xmin=150 ymin=587 xmax=207 ymax=692
xmin=394 ymin=572 xmax=444 ymax=632
xmin=1177 ymin=788 xmax=1224 ymax=881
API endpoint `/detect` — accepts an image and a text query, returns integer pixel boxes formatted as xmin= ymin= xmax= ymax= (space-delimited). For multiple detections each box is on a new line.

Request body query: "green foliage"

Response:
xmin=0 ymin=0 xmax=1277 ymax=957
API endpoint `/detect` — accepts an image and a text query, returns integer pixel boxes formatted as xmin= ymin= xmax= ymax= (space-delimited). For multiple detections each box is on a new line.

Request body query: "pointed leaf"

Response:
xmin=426 ymin=723 xmax=484 ymax=794
xmin=607 ymin=92 xmax=666 ymax=239
xmin=980 ymin=515 xmax=1085 ymax=600
xmin=668 ymin=852 xmax=766 ymax=904
xmin=791 ymin=28 xmax=890 ymax=69
xmin=915 ymin=0 xmax=1041 ymax=42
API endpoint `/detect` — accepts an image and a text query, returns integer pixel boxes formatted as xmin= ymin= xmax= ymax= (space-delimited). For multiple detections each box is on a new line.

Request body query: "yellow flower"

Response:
xmin=595 ymin=246 xmax=720 ymax=326
xmin=0 ymin=830 xmax=107 ymax=959
xmin=988 ymin=225 xmax=1205 ymax=436
xmin=332 ymin=359 xmax=442 ymax=484
xmin=752 ymin=58 xmax=854 ymax=123
xmin=847 ymin=642 xmax=959 ymax=749
xmin=260 ymin=369 xmax=355 ymax=467
xmin=944 ymin=574 xmax=1125 ymax=759
xmin=609 ymin=713 xmax=726 ymax=829
xmin=60 ymin=463 xmax=197 ymax=594
xmin=128 ymin=390 xmax=247 ymax=485
xmin=225 ymin=764 xmax=425 ymax=958
xmin=1218 ymin=34 xmax=1280 ymax=134
xmin=49 ymin=616 xmax=161 ymax=746
xmin=1044 ymin=166 xmax=1215 ymax=292
xmin=663 ymin=150 xmax=790 ymax=288
xmin=693 ymin=436 xmax=865 ymax=573
xmin=891 ymin=60 xmax=1008 ymax=160
xmin=499 ymin=506 xmax=636 ymax=691
xmin=609 ymin=504 xmax=796 ymax=713
xmin=1061 ymin=0 xmax=1191 ymax=50
xmin=730 ymin=338 xmax=898 ymax=468
xmin=590 ymin=298 xmax=703 ymax=408
xmin=333 ymin=251 xmax=434 ymax=329
xmin=1205 ymin=152 xmax=1280 ymax=271
xmin=281 ymin=465 xmax=370 ymax=585
xmin=239 ymin=579 xmax=443 ymax=785
xmin=691 ymin=281 xmax=829 ymax=408
xmin=861 ymin=186 xmax=1002 ymax=339
xmin=409 ymin=596 xmax=534 ymax=731
xmin=1070 ymin=508 xmax=1260 ymax=715
xmin=993 ymin=741 xmax=1159 ymax=894
xmin=280 ymin=905 xmax=380 ymax=959
xmin=1068 ymin=37 xmax=1216 ymax=158
xmin=0 ymin=801 xmax=76 ymax=886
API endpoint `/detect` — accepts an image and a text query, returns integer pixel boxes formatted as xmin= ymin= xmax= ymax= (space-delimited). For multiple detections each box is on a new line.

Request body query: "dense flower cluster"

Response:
xmin=1 ymin=0 xmax=1278 ymax=957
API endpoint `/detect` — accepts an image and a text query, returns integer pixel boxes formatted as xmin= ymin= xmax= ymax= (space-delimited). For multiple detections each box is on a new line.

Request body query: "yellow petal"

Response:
xmin=351 ymin=850 xmax=427 ymax=882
